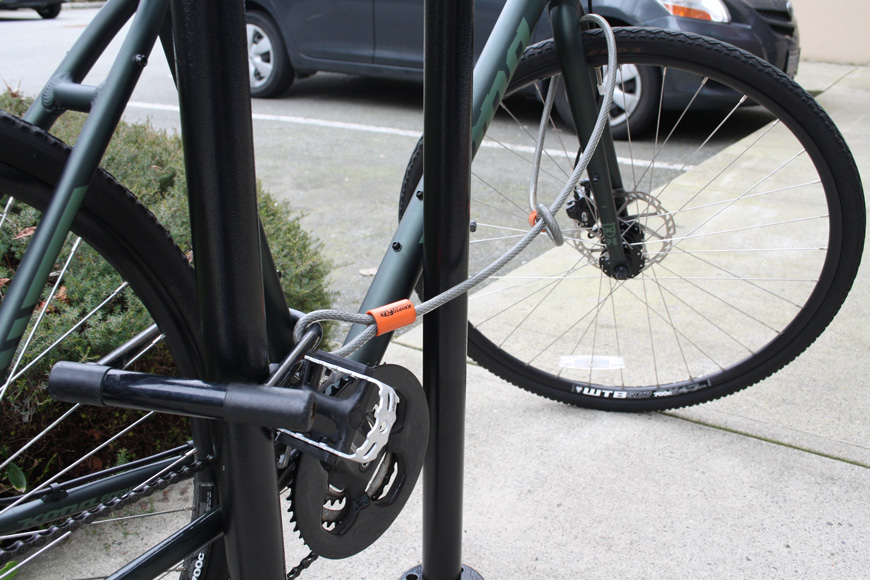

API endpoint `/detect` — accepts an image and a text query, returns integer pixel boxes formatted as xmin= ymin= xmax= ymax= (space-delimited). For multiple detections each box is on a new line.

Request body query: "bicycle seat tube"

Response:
xmin=0 ymin=0 xmax=168 ymax=373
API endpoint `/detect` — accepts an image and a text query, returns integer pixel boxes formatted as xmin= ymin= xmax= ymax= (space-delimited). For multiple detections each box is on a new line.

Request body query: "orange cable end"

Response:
xmin=367 ymin=299 xmax=417 ymax=336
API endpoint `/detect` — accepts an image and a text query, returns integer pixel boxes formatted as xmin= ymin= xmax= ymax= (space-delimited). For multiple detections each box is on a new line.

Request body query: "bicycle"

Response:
xmin=0 ymin=0 xmax=864 ymax=577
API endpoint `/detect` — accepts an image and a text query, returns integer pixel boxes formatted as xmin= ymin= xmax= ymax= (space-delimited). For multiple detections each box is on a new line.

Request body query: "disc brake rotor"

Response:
xmin=291 ymin=364 xmax=428 ymax=559
xmin=567 ymin=190 xmax=675 ymax=271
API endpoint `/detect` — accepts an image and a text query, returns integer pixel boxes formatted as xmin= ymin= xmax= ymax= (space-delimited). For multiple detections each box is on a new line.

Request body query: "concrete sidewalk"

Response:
xmin=20 ymin=61 xmax=869 ymax=580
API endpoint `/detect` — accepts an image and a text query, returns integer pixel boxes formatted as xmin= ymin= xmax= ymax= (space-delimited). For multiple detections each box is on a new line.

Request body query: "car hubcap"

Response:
xmin=247 ymin=23 xmax=273 ymax=88
xmin=606 ymin=64 xmax=641 ymax=126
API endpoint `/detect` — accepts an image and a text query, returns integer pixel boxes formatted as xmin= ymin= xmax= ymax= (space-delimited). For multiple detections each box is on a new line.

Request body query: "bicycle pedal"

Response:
xmin=276 ymin=352 xmax=400 ymax=464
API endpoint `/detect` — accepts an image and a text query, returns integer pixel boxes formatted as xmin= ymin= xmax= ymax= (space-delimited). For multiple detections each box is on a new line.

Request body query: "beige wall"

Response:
xmin=791 ymin=0 xmax=870 ymax=64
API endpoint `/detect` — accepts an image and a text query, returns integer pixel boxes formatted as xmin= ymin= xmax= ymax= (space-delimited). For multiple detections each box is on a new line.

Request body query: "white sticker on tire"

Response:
xmin=559 ymin=355 xmax=625 ymax=370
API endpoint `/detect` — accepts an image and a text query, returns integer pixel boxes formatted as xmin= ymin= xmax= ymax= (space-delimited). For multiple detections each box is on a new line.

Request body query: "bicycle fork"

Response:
xmin=549 ymin=0 xmax=634 ymax=278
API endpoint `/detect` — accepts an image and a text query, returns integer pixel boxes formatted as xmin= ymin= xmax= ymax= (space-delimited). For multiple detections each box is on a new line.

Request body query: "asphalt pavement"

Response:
xmin=2 ymin=5 xmax=868 ymax=579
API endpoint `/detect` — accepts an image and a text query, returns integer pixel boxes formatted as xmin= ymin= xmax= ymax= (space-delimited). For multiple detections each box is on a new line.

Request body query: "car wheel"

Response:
xmin=246 ymin=11 xmax=294 ymax=98
xmin=554 ymin=63 xmax=661 ymax=140
xmin=36 ymin=3 xmax=61 ymax=19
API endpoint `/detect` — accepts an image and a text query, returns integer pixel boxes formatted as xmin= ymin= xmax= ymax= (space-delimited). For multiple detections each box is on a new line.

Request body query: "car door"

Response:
xmin=372 ymin=0 xmax=507 ymax=70
xmin=371 ymin=0 xmax=422 ymax=68
xmin=287 ymin=0 xmax=376 ymax=63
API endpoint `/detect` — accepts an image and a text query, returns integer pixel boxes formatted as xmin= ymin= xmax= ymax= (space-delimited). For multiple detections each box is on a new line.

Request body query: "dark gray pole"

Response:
xmin=170 ymin=0 xmax=285 ymax=577
xmin=421 ymin=0 xmax=475 ymax=577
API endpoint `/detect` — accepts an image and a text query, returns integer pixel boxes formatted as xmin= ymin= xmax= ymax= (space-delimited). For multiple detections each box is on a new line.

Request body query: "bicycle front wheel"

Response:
xmin=399 ymin=28 xmax=864 ymax=411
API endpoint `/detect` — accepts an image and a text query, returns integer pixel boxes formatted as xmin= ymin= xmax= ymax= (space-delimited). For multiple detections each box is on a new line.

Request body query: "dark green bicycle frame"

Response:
xmin=0 ymin=0 xmax=628 ymax=575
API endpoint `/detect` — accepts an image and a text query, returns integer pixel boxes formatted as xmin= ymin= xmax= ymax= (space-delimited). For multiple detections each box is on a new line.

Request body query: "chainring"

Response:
xmin=290 ymin=363 xmax=428 ymax=559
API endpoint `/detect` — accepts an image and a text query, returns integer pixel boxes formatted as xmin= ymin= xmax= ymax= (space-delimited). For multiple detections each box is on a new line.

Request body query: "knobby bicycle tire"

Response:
xmin=0 ymin=112 xmax=228 ymax=579
xmin=399 ymin=28 xmax=864 ymax=411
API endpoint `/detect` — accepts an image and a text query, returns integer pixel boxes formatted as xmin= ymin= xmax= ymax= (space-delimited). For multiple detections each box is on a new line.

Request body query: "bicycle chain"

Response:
xmin=287 ymin=550 xmax=319 ymax=579
xmin=0 ymin=454 xmax=214 ymax=566
xmin=2 ymin=386 xmax=323 ymax=578
xmin=283 ymin=447 xmax=319 ymax=580
xmin=0 ymin=448 xmax=323 ymax=577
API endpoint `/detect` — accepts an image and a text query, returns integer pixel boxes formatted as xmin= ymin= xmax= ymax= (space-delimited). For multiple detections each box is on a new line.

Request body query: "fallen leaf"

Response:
xmin=4 ymin=462 xmax=26 ymax=492
xmin=84 ymin=456 xmax=104 ymax=471
xmin=14 ymin=226 xmax=37 ymax=240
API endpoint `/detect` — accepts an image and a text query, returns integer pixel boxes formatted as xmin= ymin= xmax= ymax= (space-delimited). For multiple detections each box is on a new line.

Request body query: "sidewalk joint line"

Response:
xmin=661 ymin=411 xmax=870 ymax=469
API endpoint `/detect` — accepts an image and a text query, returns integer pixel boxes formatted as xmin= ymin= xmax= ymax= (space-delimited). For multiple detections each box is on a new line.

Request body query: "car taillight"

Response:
xmin=656 ymin=0 xmax=731 ymax=23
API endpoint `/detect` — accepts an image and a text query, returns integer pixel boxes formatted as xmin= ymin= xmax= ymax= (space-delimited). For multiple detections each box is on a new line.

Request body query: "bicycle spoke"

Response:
xmin=653 ymin=179 xmax=822 ymax=220
xmin=619 ymin=278 xmax=726 ymax=374
xmin=0 ymin=319 xmax=164 ymax=500
xmin=637 ymin=70 xmax=708 ymax=192
xmin=0 ymin=196 xmax=14 ymax=230
xmin=470 ymin=187 xmax=531 ymax=221
xmin=648 ymin=94 xmax=748 ymax=197
xmin=539 ymin=279 xmax=622 ymax=370
xmin=675 ymin=146 xmax=806 ymax=244
xmin=1 ymin=280 xmax=131 ymax=391
xmin=659 ymin=246 xmax=809 ymax=312
xmin=653 ymin=213 xmax=829 ymax=246
xmin=586 ymin=270 xmax=607 ymax=384
xmin=0 ymin=404 xmax=80 ymax=474
xmin=471 ymin=261 xmax=586 ymax=330
xmin=496 ymin=258 xmax=584 ymax=348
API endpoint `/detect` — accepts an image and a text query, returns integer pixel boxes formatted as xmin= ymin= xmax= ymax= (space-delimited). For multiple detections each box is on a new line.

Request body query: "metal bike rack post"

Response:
xmin=170 ymin=0 xmax=286 ymax=577
xmin=401 ymin=0 xmax=483 ymax=579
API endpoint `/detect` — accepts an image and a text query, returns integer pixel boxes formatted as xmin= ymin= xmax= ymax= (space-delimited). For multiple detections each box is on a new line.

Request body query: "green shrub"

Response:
xmin=1 ymin=90 xmax=334 ymax=494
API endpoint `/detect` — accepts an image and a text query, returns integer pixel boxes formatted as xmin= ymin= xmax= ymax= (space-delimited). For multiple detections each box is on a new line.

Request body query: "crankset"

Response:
xmin=277 ymin=354 xmax=428 ymax=559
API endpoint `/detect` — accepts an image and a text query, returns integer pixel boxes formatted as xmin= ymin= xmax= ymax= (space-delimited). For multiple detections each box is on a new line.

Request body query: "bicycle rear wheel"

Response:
xmin=399 ymin=28 xmax=864 ymax=411
xmin=0 ymin=111 xmax=217 ymax=578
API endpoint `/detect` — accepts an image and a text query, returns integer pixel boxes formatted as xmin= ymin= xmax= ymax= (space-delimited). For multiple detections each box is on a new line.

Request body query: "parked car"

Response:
xmin=0 ymin=0 xmax=63 ymax=19
xmin=244 ymin=0 xmax=799 ymax=136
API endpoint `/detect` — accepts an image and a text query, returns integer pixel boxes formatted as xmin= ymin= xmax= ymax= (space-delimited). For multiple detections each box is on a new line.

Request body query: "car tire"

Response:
xmin=36 ymin=3 xmax=61 ymax=19
xmin=554 ymin=63 xmax=661 ymax=139
xmin=246 ymin=11 xmax=294 ymax=98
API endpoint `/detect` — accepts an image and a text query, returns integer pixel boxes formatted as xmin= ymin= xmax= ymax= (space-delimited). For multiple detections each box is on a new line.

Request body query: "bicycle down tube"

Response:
xmin=0 ymin=0 xmax=625 ymax=382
